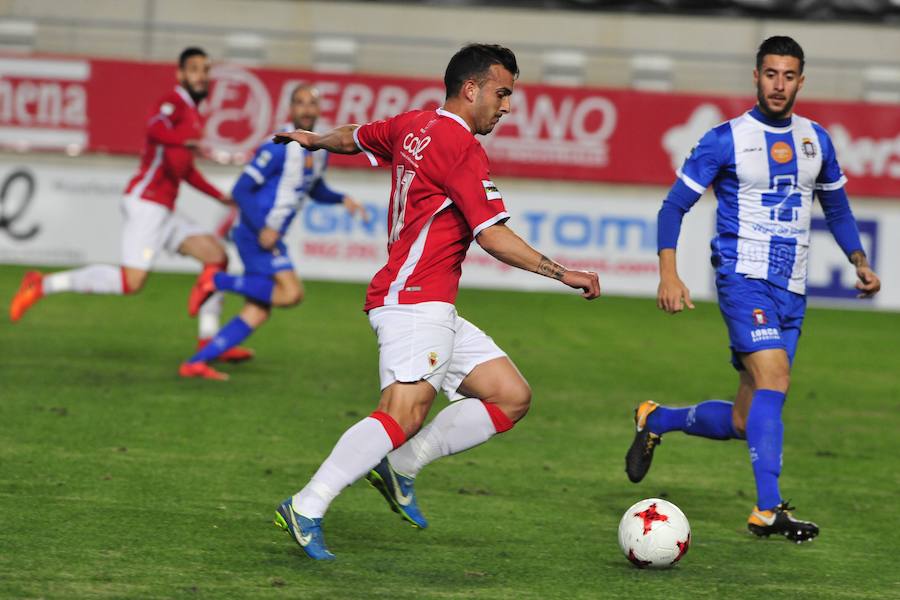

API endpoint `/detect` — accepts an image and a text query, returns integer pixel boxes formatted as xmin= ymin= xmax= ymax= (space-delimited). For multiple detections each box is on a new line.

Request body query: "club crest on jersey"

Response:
xmin=482 ymin=180 xmax=502 ymax=200
xmin=770 ymin=141 xmax=793 ymax=164
xmin=428 ymin=352 xmax=438 ymax=368
xmin=752 ymin=308 xmax=767 ymax=326
xmin=160 ymin=102 xmax=175 ymax=116
xmin=801 ymin=138 xmax=817 ymax=159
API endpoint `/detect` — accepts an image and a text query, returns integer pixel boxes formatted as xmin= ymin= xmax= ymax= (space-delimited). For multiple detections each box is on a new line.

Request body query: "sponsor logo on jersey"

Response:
xmin=770 ymin=141 xmax=793 ymax=164
xmin=481 ymin=179 xmax=502 ymax=200
xmin=402 ymin=133 xmax=431 ymax=161
xmin=801 ymin=137 xmax=817 ymax=159
xmin=752 ymin=308 xmax=767 ymax=326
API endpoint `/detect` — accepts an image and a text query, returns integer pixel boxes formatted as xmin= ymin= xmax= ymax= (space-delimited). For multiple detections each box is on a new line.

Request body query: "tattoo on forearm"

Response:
xmin=850 ymin=250 xmax=869 ymax=269
xmin=537 ymin=255 xmax=566 ymax=280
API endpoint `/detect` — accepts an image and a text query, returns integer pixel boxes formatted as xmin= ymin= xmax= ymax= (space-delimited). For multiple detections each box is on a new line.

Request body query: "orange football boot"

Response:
xmin=187 ymin=266 xmax=219 ymax=317
xmin=179 ymin=361 xmax=229 ymax=381
xmin=9 ymin=271 xmax=44 ymax=322
xmin=196 ymin=338 xmax=255 ymax=363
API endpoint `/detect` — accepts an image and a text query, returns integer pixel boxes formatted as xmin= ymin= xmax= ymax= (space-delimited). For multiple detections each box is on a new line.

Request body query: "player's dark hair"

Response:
xmin=179 ymin=47 xmax=207 ymax=69
xmin=291 ymin=83 xmax=319 ymax=103
xmin=444 ymin=44 xmax=519 ymax=99
xmin=756 ymin=36 xmax=804 ymax=73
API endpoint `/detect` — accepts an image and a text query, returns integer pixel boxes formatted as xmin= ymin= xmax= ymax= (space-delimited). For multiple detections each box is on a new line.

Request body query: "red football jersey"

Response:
xmin=124 ymin=86 xmax=223 ymax=210
xmin=355 ymin=108 xmax=509 ymax=311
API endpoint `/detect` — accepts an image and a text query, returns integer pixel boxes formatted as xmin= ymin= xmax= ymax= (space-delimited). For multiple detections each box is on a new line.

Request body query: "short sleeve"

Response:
xmin=354 ymin=111 xmax=419 ymax=167
xmin=443 ymin=149 xmax=510 ymax=236
xmin=242 ymin=142 xmax=285 ymax=185
xmin=154 ymin=94 xmax=182 ymax=126
xmin=677 ymin=126 xmax=727 ymax=194
xmin=813 ymin=123 xmax=847 ymax=191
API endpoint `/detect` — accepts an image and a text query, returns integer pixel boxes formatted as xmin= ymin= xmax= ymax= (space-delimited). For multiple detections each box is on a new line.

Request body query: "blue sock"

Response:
xmin=745 ymin=389 xmax=786 ymax=511
xmin=214 ymin=272 xmax=274 ymax=304
xmin=647 ymin=400 xmax=743 ymax=440
xmin=189 ymin=317 xmax=254 ymax=364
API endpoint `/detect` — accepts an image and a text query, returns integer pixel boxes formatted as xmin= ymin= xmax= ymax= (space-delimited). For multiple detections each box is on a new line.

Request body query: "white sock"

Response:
xmin=388 ymin=398 xmax=498 ymax=478
xmin=43 ymin=265 xmax=124 ymax=295
xmin=293 ymin=415 xmax=399 ymax=518
xmin=197 ymin=292 xmax=223 ymax=339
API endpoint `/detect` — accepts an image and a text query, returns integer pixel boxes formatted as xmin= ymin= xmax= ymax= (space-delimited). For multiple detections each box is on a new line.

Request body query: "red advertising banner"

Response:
xmin=1 ymin=55 xmax=899 ymax=198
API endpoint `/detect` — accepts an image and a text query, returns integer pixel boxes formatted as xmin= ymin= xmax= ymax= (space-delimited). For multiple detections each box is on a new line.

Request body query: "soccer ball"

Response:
xmin=617 ymin=498 xmax=691 ymax=569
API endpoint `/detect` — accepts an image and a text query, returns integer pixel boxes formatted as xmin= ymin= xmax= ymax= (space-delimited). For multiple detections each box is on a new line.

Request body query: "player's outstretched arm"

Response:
xmin=850 ymin=250 xmax=881 ymax=298
xmin=476 ymin=223 xmax=600 ymax=300
xmin=657 ymin=249 xmax=694 ymax=314
xmin=272 ymin=125 xmax=361 ymax=155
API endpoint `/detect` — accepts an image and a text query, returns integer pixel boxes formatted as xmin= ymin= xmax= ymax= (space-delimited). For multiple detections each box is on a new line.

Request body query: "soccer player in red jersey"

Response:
xmin=9 ymin=48 xmax=251 ymax=364
xmin=273 ymin=44 xmax=601 ymax=560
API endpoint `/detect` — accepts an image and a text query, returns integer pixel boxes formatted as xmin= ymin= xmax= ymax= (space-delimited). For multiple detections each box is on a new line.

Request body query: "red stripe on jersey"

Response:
xmin=369 ymin=411 xmax=406 ymax=449
xmin=357 ymin=109 xmax=509 ymax=311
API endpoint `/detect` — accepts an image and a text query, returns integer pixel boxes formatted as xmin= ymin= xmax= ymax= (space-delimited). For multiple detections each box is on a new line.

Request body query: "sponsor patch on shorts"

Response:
xmin=750 ymin=327 xmax=781 ymax=343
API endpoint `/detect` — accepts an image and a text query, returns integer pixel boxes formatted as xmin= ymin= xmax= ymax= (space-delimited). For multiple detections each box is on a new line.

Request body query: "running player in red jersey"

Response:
xmin=9 ymin=48 xmax=251 ymax=365
xmin=273 ymin=44 xmax=601 ymax=560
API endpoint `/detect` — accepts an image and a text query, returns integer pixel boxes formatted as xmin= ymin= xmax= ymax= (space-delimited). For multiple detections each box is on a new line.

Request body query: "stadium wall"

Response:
xmin=3 ymin=1 xmax=900 ymax=101
xmin=1 ymin=154 xmax=897 ymax=311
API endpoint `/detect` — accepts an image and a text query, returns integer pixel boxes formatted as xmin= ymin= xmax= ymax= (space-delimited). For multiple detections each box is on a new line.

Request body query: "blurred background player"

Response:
xmin=8 ymin=47 xmax=252 ymax=361
xmin=180 ymin=84 xmax=368 ymax=380
xmin=271 ymin=44 xmax=601 ymax=560
xmin=625 ymin=36 xmax=882 ymax=542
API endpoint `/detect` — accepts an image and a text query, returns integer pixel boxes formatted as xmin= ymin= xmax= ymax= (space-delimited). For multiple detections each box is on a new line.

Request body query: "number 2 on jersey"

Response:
xmin=390 ymin=165 xmax=416 ymax=244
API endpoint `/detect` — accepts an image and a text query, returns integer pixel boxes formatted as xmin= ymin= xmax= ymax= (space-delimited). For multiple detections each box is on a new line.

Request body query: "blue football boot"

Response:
xmin=366 ymin=457 xmax=428 ymax=529
xmin=274 ymin=498 xmax=335 ymax=560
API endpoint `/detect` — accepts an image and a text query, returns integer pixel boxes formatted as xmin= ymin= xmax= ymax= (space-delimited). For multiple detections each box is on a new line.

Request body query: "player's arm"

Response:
xmin=657 ymin=127 xmax=722 ymax=314
xmin=145 ymin=100 xmax=197 ymax=148
xmin=308 ymin=178 xmax=370 ymax=222
xmin=817 ymin=186 xmax=881 ymax=298
xmin=476 ymin=223 xmax=600 ymax=299
xmin=272 ymin=125 xmax=361 ymax=154
xmin=185 ymin=165 xmax=232 ymax=205
xmin=814 ymin=124 xmax=881 ymax=299
xmin=657 ymin=180 xmax=702 ymax=314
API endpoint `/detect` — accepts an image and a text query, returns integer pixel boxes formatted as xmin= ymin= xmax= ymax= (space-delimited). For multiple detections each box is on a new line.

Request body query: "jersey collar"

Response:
xmin=436 ymin=107 xmax=471 ymax=133
xmin=746 ymin=105 xmax=793 ymax=133
xmin=175 ymin=85 xmax=196 ymax=108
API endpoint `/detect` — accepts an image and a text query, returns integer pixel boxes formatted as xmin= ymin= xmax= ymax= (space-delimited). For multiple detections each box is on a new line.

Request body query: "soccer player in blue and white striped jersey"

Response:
xmin=180 ymin=85 xmax=368 ymax=380
xmin=625 ymin=36 xmax=882 ymax=542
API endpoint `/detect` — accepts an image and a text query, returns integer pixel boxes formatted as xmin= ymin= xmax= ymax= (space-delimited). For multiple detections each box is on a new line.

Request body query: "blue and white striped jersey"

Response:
xmin=232 ymin=127 xmax=344 ymax=235
xmin=677 ymin=106 xmax=847 ymax=294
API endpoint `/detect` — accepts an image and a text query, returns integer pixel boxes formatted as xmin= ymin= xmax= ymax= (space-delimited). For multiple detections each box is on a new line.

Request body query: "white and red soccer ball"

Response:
xmin=618 ymin=498 xmax=691 ymax=569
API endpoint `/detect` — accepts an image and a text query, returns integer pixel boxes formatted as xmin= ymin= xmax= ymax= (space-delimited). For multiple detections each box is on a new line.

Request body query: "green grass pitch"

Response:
xmin=0 ymin=265 xmax=898 ymax=599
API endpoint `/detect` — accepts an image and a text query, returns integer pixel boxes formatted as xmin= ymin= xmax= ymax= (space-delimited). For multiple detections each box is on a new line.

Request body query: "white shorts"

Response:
xmin=368 ymin=301 xmax=507 ymax=401
xmin=120 ymin=195 xmax=209 ymax=270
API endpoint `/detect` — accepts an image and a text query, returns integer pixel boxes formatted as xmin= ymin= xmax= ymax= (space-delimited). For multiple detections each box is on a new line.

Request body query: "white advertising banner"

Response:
xmin=0 ymin=158 xmax=896 ymax=311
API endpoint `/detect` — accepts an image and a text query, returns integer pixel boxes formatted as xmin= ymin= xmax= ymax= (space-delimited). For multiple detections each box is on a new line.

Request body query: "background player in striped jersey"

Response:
xmin=271 ymin=44 xmax=601 ymax=560
xmin=625 ymin=36 xmax=881 ymax=542
xmin=8 ymin=48 xmax=250 ymax=360
xmin=180 ymin=84 xmax=367 ymax=380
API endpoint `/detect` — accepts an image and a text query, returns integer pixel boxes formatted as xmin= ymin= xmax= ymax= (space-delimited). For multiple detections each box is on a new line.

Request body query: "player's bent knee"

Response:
xmin=760 ymin=372 xmax=790 ymax=393
xmin=498 ymin=380 xmax=532 ymax=423
xmin=273 ymin=287 xmax=303 ymax=307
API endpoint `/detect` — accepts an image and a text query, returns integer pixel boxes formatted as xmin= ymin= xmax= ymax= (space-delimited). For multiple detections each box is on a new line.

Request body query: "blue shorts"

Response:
xmin=716 ymin=272 xmax=807 ymax=371
xmin=232 ymin=223 xmax=294 ymax=277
